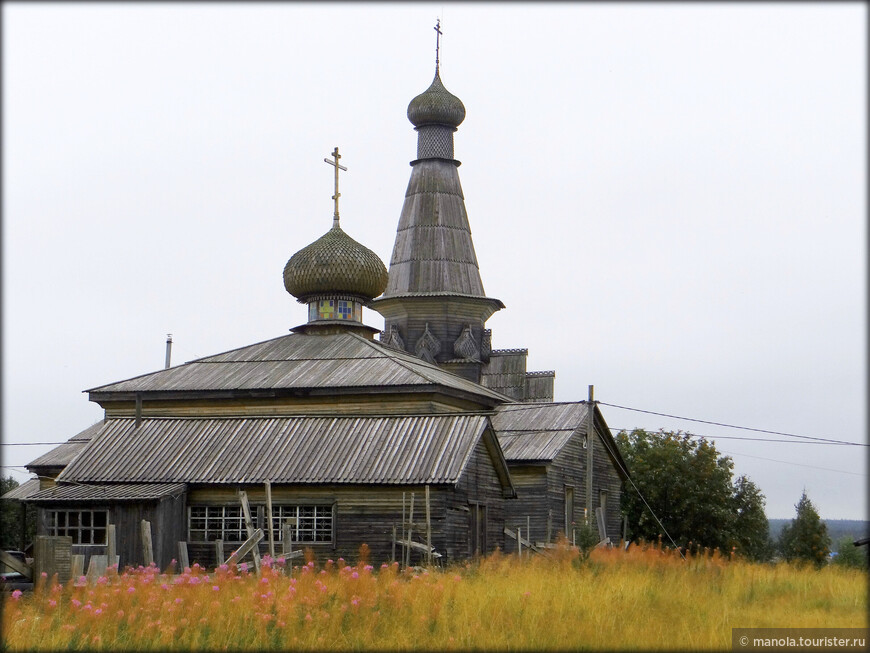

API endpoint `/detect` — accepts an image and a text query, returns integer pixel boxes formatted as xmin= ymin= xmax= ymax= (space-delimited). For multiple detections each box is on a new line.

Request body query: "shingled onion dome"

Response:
xmin=407 ymin=69 xmax=466 ymax=128
xmin=283 ymin=224 xmax=388 ymax=324
xmin=407 ymin=68 xmax=466 ymax=162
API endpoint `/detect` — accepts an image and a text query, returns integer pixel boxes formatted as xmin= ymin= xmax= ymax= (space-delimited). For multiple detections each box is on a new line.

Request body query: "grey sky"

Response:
xmin=3 ymin=3 xmax=866 ymax=520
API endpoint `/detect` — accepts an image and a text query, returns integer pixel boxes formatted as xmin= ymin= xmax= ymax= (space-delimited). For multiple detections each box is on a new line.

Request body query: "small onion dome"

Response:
xmin=283 ymin=224 xmax=388 ymax=302
xmin=407 ymin=70 xmax=466 ymax=128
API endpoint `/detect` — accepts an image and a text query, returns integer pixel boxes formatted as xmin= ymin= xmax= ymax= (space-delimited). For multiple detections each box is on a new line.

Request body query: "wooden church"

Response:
xmin=9 ymin=37 xmax=629 ymax=571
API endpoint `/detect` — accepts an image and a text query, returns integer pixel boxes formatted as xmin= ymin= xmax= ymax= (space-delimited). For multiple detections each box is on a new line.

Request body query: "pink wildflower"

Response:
xmin=213 ymin=585 xmax=220 ymax=591
xmin=127 ymin=586 xmax=135 ymax=593
xmin=305 ymin=613 xmax=312 ymax=621
xmin=351 ymin=571 xmax=359 ymax=579
xmin=11 ymin=590 xmax=22 ymax=600
xmin=71 ymin=598 xmax=82 ymax=608
xmin=117 ymin=610 xmax=125 ymax=618
xmin=41 ymin=571 xmax=48 ymax=578
xmin=48 ymin=599 xmax=57 ymax=608
xmin=95 ymin=608 xmax=103 ymax=615
xmin=175 ymin=597 xmax=183 ymax=604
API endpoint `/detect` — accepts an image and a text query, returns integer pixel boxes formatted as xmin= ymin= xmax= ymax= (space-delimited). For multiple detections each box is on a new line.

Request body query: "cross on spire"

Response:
xmin=434 ymin=18 xmax=442 ymax=72
xmin=323 ymin=147 xmax=347 ymax=226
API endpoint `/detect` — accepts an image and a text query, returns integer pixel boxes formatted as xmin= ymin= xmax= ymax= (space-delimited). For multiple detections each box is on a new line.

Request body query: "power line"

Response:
xmin=599 ymin=402 xmax=864 ymax=447
xmin=2 ymin=442 xmax=71 ymax=446
xmin=716 ymin=450 xmax=866 ymax=477
xmin=607 ymin=427 xmax=856 ymax=445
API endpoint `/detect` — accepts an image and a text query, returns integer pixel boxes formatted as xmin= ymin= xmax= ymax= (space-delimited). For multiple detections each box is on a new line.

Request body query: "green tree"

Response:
xmin=831 ymin=535 xmax=868 ymax=570
xmin=778 ymin=491 xmax=830 ymax=568
xmin=616 ymin=429 xmax=771 ymax=560
xmin=1 ymin=476 xmax=36 ymax=551
xmin=731 ymin=475 xmax=774 ymax=562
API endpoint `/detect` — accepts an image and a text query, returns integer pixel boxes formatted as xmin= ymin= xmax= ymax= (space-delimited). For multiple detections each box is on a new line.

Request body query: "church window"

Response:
xmin=188 ymin=506 xmax=247 ymax=542
xmin=47 ymin=509 xmax=108 ymax=545
xmin=269 ymin=505 xmax=334 ymax=544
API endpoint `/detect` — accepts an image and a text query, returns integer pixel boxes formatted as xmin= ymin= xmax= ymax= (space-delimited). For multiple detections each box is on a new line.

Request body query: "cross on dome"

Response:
xmin=323 ymin=147 xmax=347 ymax=226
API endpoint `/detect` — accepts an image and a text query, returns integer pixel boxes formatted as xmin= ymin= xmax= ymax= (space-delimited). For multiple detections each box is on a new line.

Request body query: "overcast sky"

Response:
xmin=3 ymin=3 xmax=866 ymax=521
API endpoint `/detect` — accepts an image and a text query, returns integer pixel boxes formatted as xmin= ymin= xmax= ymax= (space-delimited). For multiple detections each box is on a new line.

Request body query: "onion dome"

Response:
xmin=283 ymin=225 xmax=388 ymax=302
xmin=407 ymin=70 xmax=466 ymax=128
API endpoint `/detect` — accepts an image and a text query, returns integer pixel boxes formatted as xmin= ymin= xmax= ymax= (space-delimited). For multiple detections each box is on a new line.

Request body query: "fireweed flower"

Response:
xmin=213 ymin=585 xmax=220 ymax=591
xmin=11 ymin=590 xmax=22 ymax=600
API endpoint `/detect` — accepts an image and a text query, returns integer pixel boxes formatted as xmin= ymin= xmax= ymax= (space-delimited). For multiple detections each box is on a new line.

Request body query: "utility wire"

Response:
xmin=599 ymin=402 xmax=864 ymax=447
xmin=716 ymin=451 xmax=866 ymax=477
xmin=607 ymin=427 xmax=856 ymax=445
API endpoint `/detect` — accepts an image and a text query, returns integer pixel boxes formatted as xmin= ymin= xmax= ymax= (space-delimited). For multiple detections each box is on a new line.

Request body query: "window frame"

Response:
xmin=47 ymin=508 xmax=109 ymax=545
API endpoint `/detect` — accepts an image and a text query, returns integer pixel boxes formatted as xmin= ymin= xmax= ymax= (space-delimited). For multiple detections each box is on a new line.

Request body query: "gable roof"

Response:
xmin=491 ymin=402 xmax=629 ymax=478
xmin=85 ymin=332 xmax=510 ymax=405
xmin=56 ymin=415 xmax=513 ymax=491
xmin=27 ymin=482 xmax=186 ymax=503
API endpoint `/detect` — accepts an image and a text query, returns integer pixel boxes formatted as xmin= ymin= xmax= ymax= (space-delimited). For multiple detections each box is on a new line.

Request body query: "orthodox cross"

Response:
xmin=434 ymin=18 xmax=442 ymax=71
xmin=323 ymin=147 xmax=347 ymax=226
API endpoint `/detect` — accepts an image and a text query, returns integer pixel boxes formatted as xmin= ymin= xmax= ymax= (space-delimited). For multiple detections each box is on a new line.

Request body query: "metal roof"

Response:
xmin=491 ymin=402 xmax=630 ymax=478
xmin=27 ymin=420 xmax=104 ymax=468
xmin=85 ymin=332 xmax=509 ymax=404
xmin=58 ymin=415 xmax=496 ymax=486
xmin=491 ymin=402 xmax=588 ymax=461
xmin=27 ymin=482 xmax=186 ymax=503
xmin=1 ymin=478 xmax=40 ymax=500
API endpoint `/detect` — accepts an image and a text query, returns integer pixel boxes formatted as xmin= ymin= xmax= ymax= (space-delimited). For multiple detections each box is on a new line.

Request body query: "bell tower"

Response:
xmin=371 ymin=21 xmax=503 ymax=382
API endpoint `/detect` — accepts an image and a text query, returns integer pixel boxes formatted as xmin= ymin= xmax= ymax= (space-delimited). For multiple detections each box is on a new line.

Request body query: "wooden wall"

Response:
xmin=34 ymin=494 xmax=186 ymax=572
xmin=503 ymin=425 xmax=625 ymax=551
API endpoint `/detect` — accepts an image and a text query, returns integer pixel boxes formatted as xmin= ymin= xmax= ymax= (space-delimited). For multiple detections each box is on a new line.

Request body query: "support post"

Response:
xmin=392 ymin=525 xmax=397 ymax=563
xmin=585 ymin=385 xmax=594 ymax=521
xmin=518 ymin=527 xmax=522 ymax=558
xmin=425 ymin=485 xmax=432 ymax=567
xmin=406 ymin=492 xmax=415 ymax=568
xmin=215 ymin=540 xmax=224 ymax=568
xmin=178 ymin=542 xmax=189 ymax=571
xmin=265 ymin=480 xmax=275 ymax=559
xmin=71 ymin=555 xmax=85 ymax=579
xmin=547 ymin=509 xmax=552 ymax=545
xmin=281 ymin=518 xmax=296 ymax=558
xmin=141 ymin=520 xmax=154 ymax=566
xmin=107 ymin=524 xmax=116 ymax=567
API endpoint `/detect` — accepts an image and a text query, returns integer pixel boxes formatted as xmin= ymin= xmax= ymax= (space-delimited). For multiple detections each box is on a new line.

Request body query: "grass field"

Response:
xmin=3 ymin=541 xmax=867 ymax=651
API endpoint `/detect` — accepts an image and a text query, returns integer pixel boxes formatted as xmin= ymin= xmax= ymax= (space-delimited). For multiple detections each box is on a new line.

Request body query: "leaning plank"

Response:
xmin=87 ymin=555 xmax=108 ymax=584
xmin=238 ymin=491 xmax=261 ymax=573
xmin=225 ymin=529 xmax=264 ymax=567
xmin=178 ymin=542 xmax=190 ymax=570
xmin=70 ymin=555 xmax=85 ymax=579
xmin=504 ymin=527 xmax=543 ymax=554
xmin=141 ymin=520 xmax=154 ymax=566
xmin=396 ymin=538 xmax=442 ymax=558
xmin=0 ymin=550 xmax=31 ymax=579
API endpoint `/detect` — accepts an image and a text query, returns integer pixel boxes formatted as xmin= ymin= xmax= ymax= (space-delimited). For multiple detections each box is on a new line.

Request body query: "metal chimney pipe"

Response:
xmin=165 ymin=334 xmax=173 ymax=369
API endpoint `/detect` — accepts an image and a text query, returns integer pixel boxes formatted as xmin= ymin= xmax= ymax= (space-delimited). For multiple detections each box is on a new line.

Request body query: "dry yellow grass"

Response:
xmin=3 ymin=542 xmax=866 ymax=651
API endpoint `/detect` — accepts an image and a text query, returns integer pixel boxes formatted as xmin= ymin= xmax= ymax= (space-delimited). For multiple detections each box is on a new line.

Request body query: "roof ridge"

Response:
xmin=85 ymin=333 xmax=300 ymax=392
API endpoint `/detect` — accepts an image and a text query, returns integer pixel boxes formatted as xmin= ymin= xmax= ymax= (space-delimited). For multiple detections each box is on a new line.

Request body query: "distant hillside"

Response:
xmin=768 ymin=519 xmax=869 ymax=550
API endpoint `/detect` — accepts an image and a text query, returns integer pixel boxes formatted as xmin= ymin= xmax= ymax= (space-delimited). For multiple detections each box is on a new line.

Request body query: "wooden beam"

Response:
xmin=225 ymin=529 xmax=264 ymax=566
xmin=238 ymin=490 xmax=261 ymax=573
xmin=106 ymin=525 xmax=116 ymax=567
xmin=141 ymin=520 xmax=154 ymax=566
xmin=0 ymin=550 xmax=31 ymax=579
xmin=71 ymin=555 xmax=85 ymax=579
xmin=178 ymin=542 xmax=189 ymax=571
xmin=265 ymin=480 xmax=275 ymax=559
xmin=406 ymin=493 xmax=415 ymax=568
xmin=215 ymin=540 xmax=224 ymax=568
xmin=425 ymin=485 xmax=432 ymax=567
